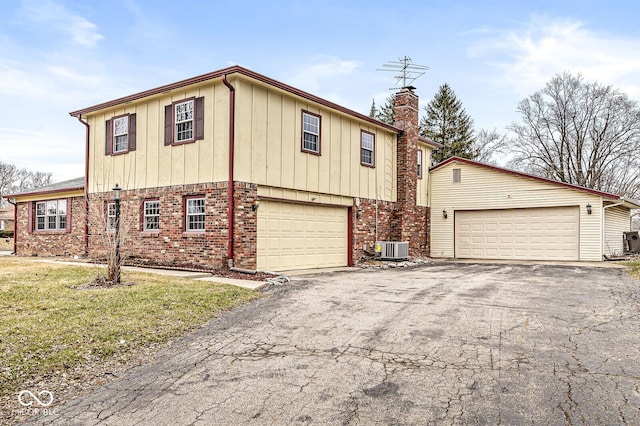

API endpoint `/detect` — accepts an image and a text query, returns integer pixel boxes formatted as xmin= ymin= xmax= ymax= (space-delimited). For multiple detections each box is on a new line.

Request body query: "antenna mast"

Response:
xmin=377 ymin=56 xmax=429 ymax=90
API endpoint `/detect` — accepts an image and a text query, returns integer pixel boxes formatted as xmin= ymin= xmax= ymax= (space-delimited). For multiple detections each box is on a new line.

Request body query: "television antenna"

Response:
xmin=377 ymin=56 xmax=429 ymax=90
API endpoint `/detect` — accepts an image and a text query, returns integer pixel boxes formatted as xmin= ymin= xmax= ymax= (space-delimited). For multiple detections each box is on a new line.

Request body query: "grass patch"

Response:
xmin=623 ymin=260 xmax=640 ymax=280
xmin=0 ymin=258 xmax=259 ymax=397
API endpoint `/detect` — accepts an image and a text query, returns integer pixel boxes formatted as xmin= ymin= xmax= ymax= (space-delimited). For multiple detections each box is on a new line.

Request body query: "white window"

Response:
xmin=360 ymin=131 xmax=375 ymax=166
xmin=302 ymin=111 xmax=320 ymax=153
xmin=107 ymin=202 xmax=117 ymax=230
xmin=417 ymin=149 xmax=423 ymax=178
xmin=185 ymin=197 xmax=205 ymax=231
xmin=113 ymin=117 xmax=129 ymax=153
xmin=143 ymin=200 xmax=160 ymax=231
xmin=175 ymin=100 xmax=194 ymax=142
xmin=35 ymin=199 xmax=67 ymax=231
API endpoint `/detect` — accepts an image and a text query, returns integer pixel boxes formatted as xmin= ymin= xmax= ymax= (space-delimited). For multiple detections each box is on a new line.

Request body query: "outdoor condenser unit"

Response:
xmin=375 ymin=241 xmax=409 ymax=260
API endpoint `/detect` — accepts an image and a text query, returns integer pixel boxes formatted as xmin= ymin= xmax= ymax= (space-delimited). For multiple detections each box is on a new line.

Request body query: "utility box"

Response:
xmin=375 ymin=241 xmax=409 ymax=260
xmin=624 ymin=231 xmax=640 ymax=253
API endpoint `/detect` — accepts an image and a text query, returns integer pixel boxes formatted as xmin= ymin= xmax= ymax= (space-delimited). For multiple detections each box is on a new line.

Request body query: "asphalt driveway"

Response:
xmin=26 ymin=262 xmax=640 ymax=425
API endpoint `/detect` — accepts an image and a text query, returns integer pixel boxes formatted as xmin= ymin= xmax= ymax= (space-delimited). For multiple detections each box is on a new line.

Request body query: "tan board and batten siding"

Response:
xmin=416 ymin=142 xmax=432 ymax=207
xmin=87 ymin=75 xmax=398 ymax=204
xmin=430 ymin=161 xmax=604 ymax=261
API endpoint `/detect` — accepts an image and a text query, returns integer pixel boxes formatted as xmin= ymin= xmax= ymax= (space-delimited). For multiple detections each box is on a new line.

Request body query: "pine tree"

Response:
xmin=420 ymin=83 xmax=475 ymax=163
xmin=375 ymin=95 xmax=395 ymax=125
xmin=369 ymin=98 xmax=377 ymax=118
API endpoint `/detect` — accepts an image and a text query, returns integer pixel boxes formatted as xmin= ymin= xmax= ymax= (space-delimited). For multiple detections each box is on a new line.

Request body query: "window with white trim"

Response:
xmin=185 ymin=197 xmax=205 ymax=231
xmin=113 ymin=116 xmax=129 ymax=153
xmin=143 ymin=200 xmax=160 ymax=231
xmin=175 ymin=100 xmax=194 ymax=142
xmin=107 ymin=202 xmax=117 ymax=230
xmin=360 ymin=131 xmax=375 ymax=166
xmin=36 ymin=199 xmax=67 ymax=231
xmin=302 ymin=111 xmax=320 ymax=153
xmin=417 ymin=149 xmax=423 ymax=178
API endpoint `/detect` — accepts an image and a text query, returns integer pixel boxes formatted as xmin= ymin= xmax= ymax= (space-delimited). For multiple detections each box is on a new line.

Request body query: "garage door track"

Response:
xmin=26 ymin=262 xmax=640 ymax=425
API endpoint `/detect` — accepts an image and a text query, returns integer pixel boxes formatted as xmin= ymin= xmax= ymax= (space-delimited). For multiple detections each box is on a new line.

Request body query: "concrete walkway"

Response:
xmin=23 ymin=257 xmax=269 ymax=290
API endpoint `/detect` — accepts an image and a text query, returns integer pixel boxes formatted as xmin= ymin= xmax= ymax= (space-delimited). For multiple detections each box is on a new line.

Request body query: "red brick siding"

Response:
xmin=15 ymin=197 xmax=85 ymax=257
xmin=87 ymin=181 xmax=258 ymax=271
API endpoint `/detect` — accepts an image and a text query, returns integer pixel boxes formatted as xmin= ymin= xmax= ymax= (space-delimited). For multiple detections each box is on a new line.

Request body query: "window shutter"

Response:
xmin=195 ymin=96 xmax=204 ymax=140
xmin=66 ymin=198 xmax=72 ymax=233
xmin=164 ymin=104 xmax=173 ymax=146
xmin=105 ymin=119 xmax=113 ymax=155
xmin=27 ymin=202 xmax=33 ymax=233
xmin=128 ymin=113 xmax=137 ymax=151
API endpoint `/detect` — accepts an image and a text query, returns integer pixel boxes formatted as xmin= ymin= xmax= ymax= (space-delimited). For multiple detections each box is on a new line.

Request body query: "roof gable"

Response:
xmin=430 ymin=157 xmax=623 ymax=200
xmin=69 ymin=65 xmax=401 ymax=134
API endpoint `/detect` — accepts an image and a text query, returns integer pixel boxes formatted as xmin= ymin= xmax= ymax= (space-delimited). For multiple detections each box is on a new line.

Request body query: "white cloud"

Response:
xmin=469 ymin=16 xmax=640 ymax=98
xmin=287 ymin=56 xmax=361 ymax=94
xmin=19 ymin=0 xmax=104 ymax=47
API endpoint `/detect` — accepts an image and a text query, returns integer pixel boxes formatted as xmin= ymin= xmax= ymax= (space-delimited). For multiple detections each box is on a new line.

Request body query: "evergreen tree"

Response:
xmin=375 ymin=95 xmax=395 ymax=125
xmin=420 ymin=83 xmax=475 ymax=163
xmin=369 ymin=98 xmax=377 ymax=118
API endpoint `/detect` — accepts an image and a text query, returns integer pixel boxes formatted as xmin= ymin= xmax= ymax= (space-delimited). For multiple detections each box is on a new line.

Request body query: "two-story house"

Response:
xmin=10 ymin=66 xmax=437 ymax=271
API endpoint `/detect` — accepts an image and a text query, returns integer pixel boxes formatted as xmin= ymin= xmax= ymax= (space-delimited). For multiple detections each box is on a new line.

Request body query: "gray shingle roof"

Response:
xmin=5 ymin=177 xmax=84 ymax=198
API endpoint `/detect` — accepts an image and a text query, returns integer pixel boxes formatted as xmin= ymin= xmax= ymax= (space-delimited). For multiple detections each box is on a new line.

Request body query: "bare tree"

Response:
xmin=87 ymin=197 xmax=135 ymax=286
xmin=472 ymin=128 xmax=508 ymax=164
xmin=508 ymin=72 xmax=640 ymax=198
xmin=0 ymin=160 xmax=53 ymax=204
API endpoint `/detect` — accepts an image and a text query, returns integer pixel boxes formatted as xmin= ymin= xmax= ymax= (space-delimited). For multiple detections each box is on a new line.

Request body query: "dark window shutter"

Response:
xmin=164 ymin=105 xmax=173 ymax=146
xmin=195 ymin=96 xmax=204 ymax=140
xmin=66 ymin=198 xmax=72 ymax=233
xmin=105 ymin=119 xmax=113 ymax=155
xmin=27 ymin=202 xmax=33 ymax=233
xmin=128 ymin=113 xmax=137 ymax=151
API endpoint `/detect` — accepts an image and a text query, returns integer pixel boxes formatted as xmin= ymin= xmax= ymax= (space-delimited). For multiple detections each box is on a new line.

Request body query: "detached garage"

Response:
xmin=430 ymin=157 xmax=640 ymax=262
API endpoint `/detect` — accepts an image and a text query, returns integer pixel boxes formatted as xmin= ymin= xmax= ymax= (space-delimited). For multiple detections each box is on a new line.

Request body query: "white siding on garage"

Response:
xmin=257 ymin=200 xmax=348 ymax=271
xmin=604 ymin=205 xmax=630 ymax=256
xmin=455 ymin=207 xmax=580 ymax=260
xmin=430 ymin=161 xmax=604 ymax=261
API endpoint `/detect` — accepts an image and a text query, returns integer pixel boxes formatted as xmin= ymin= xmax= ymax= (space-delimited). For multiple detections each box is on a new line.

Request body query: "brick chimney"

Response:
xmin=394 ymin=86 xmax=428 ymax=256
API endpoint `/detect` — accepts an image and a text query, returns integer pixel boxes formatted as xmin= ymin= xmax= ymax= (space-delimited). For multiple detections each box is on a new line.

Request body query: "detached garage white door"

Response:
xmin=257 ymin=201 xmax=348 ymax=271
xmin=455 ymin=206 xmax=579 ymax=261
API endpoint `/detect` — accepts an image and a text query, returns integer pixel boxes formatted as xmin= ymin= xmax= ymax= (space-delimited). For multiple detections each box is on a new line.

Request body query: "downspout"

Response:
xmin=602 ymin=197 xmax=625 ymax=259
xmin=76 ymin=115 xmax=91 ymax=256
xmin=222 ymin=74 xmax=236 ymax=267
xmin=7 ymin=198 xmax=17 ymax=254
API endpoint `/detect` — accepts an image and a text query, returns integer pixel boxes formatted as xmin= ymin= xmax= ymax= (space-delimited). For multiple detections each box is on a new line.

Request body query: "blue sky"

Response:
xmin=2 ymin=0 xmax=639 ymax=181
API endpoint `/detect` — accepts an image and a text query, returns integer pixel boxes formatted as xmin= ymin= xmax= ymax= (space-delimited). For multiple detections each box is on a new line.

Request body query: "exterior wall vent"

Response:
xmin=375 ymin=241 xmax=409 ymax=260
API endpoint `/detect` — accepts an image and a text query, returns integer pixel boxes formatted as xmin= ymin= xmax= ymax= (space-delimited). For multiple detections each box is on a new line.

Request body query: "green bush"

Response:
xmin=0 ymin=230 xmax=13 ymax=239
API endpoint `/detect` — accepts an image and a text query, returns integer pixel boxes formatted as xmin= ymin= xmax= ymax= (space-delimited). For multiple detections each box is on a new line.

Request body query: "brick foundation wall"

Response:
xmin=87 ymin=181 xmax=259 ymax=271
xmin=351 ymin=198 xmax=396 ymax=263
xmin=15 ymin=197 xmax=85 ymax=257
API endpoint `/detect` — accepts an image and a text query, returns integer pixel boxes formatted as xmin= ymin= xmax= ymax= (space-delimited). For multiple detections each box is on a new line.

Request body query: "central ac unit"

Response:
xmin=375 ymin=241 xmax=409 ymax=260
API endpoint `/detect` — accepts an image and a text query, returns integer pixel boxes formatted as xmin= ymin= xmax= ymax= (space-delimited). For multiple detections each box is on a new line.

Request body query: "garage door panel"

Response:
xmin=455 ymin=207 xmax=579 ymax=261
xmin=257 ymin=201 xmax=348 ymax=271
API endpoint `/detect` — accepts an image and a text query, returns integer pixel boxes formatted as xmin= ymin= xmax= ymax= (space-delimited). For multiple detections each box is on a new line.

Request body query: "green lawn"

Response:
xmin=0 ymin=258 xmax=259 ymax=397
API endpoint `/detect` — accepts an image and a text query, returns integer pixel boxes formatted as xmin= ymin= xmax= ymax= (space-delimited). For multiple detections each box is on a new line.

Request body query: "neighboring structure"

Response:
xmin=4 ymin=66 xmax=639 ymax=268
xmin=5 ymin=177 xmax=85 ymax=257
xmin=0 ymin=205 xmax=15 ymax=232
xmin=430 ymin=157 xmax=640 ymax=260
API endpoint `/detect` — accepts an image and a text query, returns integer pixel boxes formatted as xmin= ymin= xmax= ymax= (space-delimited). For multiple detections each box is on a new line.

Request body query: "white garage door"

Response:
xmin=455 ymin=207 xmax=579 ymax=261
xmin=257 ymin=201 xmax=348 ymax=271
